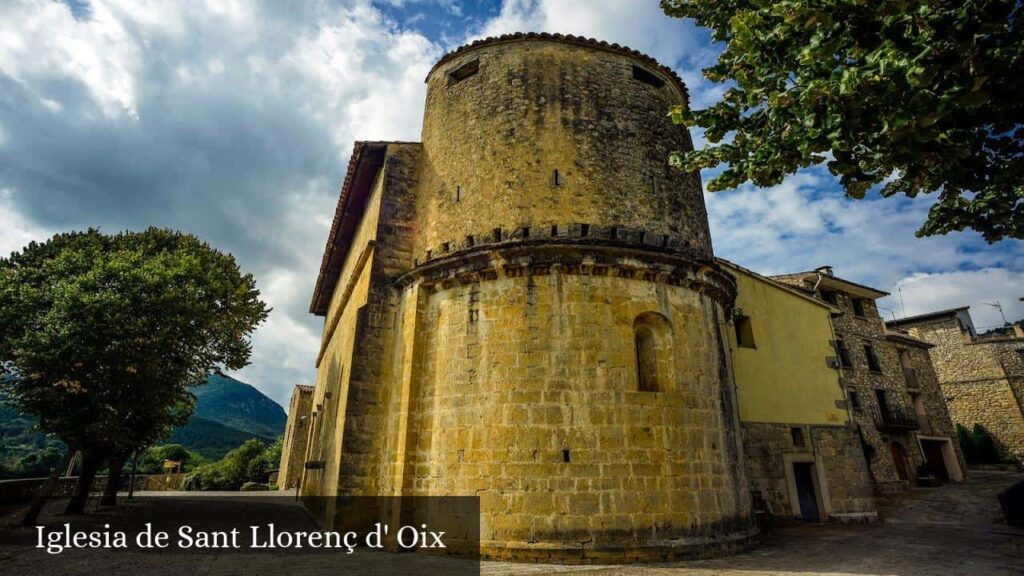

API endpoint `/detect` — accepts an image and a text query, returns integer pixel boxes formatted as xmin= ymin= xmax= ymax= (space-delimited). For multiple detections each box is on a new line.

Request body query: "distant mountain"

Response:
xmin=0 ymin=396 xmax=64 ymax=478
xmin=0 ymin=373 xmax=285 ymax=475
xmin=191 ymin=373 xmax=286 ymax=440
xmin=169 ymin=373 xmax=285 ymax=459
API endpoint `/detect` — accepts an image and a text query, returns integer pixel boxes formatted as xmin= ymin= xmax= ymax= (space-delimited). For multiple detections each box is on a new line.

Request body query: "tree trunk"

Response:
xmin=64 ymin=449 xmax=100 ymax=515
xmin=100 ymin=455 xmax=126 ymax=506
xmin=20 ymin=443 xmax=78 ymax=526
xmin=127 ymin=450 xmax=141 ymax=500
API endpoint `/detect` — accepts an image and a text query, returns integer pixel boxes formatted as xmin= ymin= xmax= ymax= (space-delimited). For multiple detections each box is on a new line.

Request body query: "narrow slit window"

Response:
xmin=562 ymin=449 xmax=571 ymax=463
xmin=643 ymin=174 xmax=659 ymax=193
xmin=864 ymin=344 xmax=881 ymax=372
xmin=551 ymin=169 xmax=562 ymax=186
xmin=848 ymin=390 xmax=862 ymax=410
xmin=453 ymin=186 xmax=461 ymax=202
xmin=632 ymin=65 xmax=665 ymax=88
xmin=790 ymin=427 xmax=805 ymax=448
xmin=836 ymin=339 xmax=853 ymax=368
xmin=447 ymin=59 xmax=479 ymax=85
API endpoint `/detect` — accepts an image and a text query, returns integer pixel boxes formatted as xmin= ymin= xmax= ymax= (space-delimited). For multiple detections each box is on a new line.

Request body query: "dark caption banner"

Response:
xmin=0 ymin=495 xmax=480 ymax=576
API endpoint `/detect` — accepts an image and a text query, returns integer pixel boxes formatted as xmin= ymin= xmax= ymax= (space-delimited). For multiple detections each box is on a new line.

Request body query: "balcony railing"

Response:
xmin=872 ymin=402 xmax=920 ymax=432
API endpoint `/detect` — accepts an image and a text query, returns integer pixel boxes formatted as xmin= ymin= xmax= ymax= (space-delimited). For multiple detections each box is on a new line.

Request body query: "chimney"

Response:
xmin=815 ymin=266 xmax=834 ymax=277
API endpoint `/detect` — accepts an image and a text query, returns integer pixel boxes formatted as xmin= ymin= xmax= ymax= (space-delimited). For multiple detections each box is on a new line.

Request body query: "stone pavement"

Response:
xmin=482 ymin=470 xmax=1024 ymax=575
xmin=1 ymin=471 xmax=1021 ymax=576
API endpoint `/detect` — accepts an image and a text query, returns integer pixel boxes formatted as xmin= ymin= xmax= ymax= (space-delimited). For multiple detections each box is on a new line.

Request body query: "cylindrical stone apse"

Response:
xmin=394 ymin=33 xmax=755 ymax=562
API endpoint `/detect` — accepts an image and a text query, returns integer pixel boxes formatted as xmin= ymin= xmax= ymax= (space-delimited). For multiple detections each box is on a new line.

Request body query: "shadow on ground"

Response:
xmin=1 ymin=471 xmax=1021 ymax=576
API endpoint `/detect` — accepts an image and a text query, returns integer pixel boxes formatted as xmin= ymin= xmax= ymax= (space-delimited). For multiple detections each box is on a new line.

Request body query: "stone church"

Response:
xmin=283 ymin=32 xmax=965 ymax=563
xmin=289 ymin=33 xmax=757 ymax=561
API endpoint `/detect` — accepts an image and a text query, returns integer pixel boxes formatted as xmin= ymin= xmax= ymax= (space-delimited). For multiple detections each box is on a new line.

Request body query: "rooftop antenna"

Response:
xmin=877 ymin=305 xmax=898 ymax=323
xmin=897 ymin=283 xmax=907 ymax=318
xmin=983 ymin=301 xmax=1008 ymax=325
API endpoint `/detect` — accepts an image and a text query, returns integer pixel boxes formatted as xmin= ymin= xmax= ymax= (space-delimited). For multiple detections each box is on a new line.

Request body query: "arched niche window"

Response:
xmin=633 ymin=312 xmax=674 ymax=392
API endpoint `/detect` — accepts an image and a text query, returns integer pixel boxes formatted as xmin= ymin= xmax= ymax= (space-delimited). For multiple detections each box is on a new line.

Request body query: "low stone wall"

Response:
xmin=943 ymin=379 xmax=1024 ymax=465
xmin=0 ymin=475 xmax=150 ymax=503
xmin=144 ymin=473 xmax=187 ymax=491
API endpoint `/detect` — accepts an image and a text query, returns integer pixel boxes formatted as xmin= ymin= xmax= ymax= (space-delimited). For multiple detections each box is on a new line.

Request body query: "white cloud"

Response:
xmin=882 ymin=269 xmax=1024 ymax=331
xmin=1 ymin=0 xmax=1021 ymax=409
xmin=0 ymin=189 xmax=50 ymax=257
xmin=0 ymin=0 xmax=441 ymax=406
xmin=0 ymin=0 xmax=145 ymax=118
xmin=706 ymin=167 xmax=1024 ymax=326
xmin=473 ymin=0 xmax=707 ymax=64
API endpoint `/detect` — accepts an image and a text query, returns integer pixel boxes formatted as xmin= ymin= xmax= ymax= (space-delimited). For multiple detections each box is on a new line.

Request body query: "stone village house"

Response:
xmin=888 ymin=307 xmax=1024 ymax=466
xmin=720 ymin=261 xmax=876 ymax=523
xmin=773 ymin=268 xmax=966 ymax=493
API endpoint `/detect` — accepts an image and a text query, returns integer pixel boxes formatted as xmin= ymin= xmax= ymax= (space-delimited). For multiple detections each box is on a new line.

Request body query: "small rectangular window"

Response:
xmin=864 ymin=344 xmax=881 ymax=372
xmin=735 ymin=316 xmax=756 ymax=348
xmin=821 ymin=291 xmax=838 ymax=305
xmin=852 ymin=298 xmax=867 ymax=317
xmin=632 ymin=64 xmax=665 ymax=88
xmin=751 ymin=490 xmax=768 ymax=513
xmin=790 ymin=427 xmax=805 ymax=448
xmin=447 ymin=58 xmax=479 ymax=86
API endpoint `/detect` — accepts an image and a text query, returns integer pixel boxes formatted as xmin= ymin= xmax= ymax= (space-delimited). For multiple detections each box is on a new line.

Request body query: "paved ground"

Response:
xmin=1 ymin=470 xmax=1021 ymax=576
xmin=483 ymin=470 xmax=1024 ymax=576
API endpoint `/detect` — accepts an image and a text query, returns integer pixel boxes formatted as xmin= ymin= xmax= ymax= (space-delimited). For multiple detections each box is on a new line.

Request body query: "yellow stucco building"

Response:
xmin=720 ymin=261 xmax=876 ymax=522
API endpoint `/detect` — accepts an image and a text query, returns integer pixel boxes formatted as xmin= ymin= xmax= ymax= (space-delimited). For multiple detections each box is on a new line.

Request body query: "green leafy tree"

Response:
xmin=182 ymin=438 xmax=273 ymax=491
xmin=261 ymin=435 xmax=283 ymax=471
xmin=138 ymin=444 xmax=206 ymax=474
xmin=662 ymin=0 xmax=1024 ymax=242
xmin=0 ymin=228 xmax=269 ymax=519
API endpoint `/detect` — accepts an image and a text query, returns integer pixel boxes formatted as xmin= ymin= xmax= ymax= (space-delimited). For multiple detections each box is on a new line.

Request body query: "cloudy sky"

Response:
xmin=2 ymin=0 xmax=1021 ymax=407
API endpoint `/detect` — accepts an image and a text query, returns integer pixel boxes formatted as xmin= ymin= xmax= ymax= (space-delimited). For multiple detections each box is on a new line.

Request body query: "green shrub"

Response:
xmin=972 ymin=424 xmax=1003 ymax=464
xmin=956 ymin=424 xmax=978 ymax=465
xmin=182 ymin=438 xmax=273 ymax=491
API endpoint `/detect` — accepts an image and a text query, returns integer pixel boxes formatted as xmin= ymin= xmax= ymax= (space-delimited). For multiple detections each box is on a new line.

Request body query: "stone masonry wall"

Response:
xmin=898 ymin=342 xmax=968 ymax=476
xmin=908 ymin=319 xmax=1024 ymax=464
xmin=278 ymin=386 xmax=313 ymax=490
xmin=391 ymin=270 xmax=754 ymax=561
xmin=417 ymin=39 xmax=711 ymax=263
xmin=742 ymin=422 xmax=875 ymax=521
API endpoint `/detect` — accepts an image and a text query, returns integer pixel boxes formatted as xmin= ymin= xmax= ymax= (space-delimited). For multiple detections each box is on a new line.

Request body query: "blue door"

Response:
xmin=794 ymin=463 xmax=820 ymax=522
